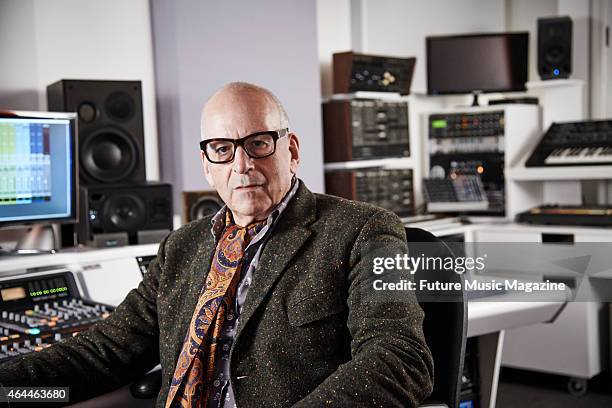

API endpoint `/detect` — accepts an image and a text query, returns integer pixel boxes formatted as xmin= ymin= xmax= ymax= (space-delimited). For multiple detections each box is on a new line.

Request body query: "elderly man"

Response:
xmin=0 ymin=82 xmax=433 ymax=407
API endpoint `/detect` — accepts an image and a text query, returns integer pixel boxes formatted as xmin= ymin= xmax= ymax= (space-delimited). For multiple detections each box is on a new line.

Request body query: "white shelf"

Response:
xmin=324 ymin=157 xmax=414 ymax=171
xmin=506 ymin=165 xmax=612 ymax=181
xmin=327 ymin=91 xmax=410 ymax=101
xmin=526 ymin=79 xmax=584 ymax=89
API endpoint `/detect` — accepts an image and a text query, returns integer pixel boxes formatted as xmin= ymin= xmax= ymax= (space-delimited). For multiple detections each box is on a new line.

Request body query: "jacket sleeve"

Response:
xmin=292 ymin=209 xmax=434 ymax=408
xmin=0 ymin=236 xmax=168 ymax=404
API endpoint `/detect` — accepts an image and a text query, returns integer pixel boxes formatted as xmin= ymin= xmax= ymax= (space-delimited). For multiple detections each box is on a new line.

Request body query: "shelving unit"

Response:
xmin=322 ymin=89 xmax=417 ymax=216
xmin=323 ymin=157 xmax=414 ymax=171
xmin=507 ymin=165 xmax=612 ymax=181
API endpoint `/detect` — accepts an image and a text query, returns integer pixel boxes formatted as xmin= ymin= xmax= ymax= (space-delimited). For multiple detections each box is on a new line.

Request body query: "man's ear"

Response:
xmin=288 ymin=133 xmax=300 ymax=174
xmin=201 ymin=151 xmax=215 ymax=187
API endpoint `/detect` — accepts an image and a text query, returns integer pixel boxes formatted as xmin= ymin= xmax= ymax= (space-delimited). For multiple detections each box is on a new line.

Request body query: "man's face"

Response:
xmin=201 ymin=92 xmax=299 ymax=225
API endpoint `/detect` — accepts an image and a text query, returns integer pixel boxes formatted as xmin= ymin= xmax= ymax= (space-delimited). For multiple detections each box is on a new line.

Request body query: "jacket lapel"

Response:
xmin=169 ymin=222 xmax=217 ymax=365
xmin=234 ymin=181 xmax=316 ymax=343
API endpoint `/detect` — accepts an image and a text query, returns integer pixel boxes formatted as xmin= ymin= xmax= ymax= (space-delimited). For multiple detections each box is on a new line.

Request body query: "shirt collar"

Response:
xmin=210 ymin=177 xmax=299 ymax=240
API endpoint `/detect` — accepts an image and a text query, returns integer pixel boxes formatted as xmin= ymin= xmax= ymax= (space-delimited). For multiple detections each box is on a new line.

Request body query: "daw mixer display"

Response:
xmin=429 ymin=111 xmax=506 ymax=214
xmin=0 ymin=272 xmax=112 ymax=361
xmin=323 ymin=99 xmax=410 ymax=162
xmin=526 ymin=119 xmax=612 ymax=167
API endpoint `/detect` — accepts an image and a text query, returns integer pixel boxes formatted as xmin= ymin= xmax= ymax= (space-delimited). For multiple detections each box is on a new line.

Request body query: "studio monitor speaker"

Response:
xmin=76 ymin=182 xmax=173 ymax=247
xmin=47 ymin=79 xmax=146 ymax=185
xmin=182 ymin=191 xmax=224 ymax=223
xmin=538 ymin=16 xmax=572 ymax=80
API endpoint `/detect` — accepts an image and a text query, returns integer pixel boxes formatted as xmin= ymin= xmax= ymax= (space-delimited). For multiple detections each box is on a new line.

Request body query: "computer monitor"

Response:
xmin=426 ymin=32 xmax=529 ymax=96
xmin=0 ymin=110 xmax=78 ymax=227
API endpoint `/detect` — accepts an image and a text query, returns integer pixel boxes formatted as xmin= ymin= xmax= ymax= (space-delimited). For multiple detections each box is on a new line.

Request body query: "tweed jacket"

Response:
xmin=0 ymin=181 xmax=434 ymax=407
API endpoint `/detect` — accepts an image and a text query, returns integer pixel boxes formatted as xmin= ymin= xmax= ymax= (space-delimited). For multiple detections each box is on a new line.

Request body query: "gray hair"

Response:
xmin=201 ymin=82 xmax=290 ymax=139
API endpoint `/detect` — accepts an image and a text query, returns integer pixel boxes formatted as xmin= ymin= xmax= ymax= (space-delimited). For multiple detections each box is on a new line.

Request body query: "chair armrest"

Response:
xmin=419 ymin=399 xmax=450 ymax=408
xmin=130 ymin=369 xmax=162 ymax=399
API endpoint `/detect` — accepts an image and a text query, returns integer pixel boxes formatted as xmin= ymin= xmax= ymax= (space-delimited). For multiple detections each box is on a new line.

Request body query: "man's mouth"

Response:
xmin=235 ymin=184 xmax=262 ymax=190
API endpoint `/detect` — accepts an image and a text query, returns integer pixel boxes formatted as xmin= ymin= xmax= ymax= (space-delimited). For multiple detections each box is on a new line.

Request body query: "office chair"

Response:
xmin=406 ymin=227 xmax=467 ymax=408
xmin=130 ymin=228 xmax=468 ymax=408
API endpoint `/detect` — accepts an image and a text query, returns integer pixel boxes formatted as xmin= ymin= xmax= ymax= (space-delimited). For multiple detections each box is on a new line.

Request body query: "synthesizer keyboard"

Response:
xmin=516 ymin=205 xmax=612 ymax=227
xmin=0 ymin=271 xmax=113 ymax=362
xmin=526 ymin=119 xmax=612 ymax=167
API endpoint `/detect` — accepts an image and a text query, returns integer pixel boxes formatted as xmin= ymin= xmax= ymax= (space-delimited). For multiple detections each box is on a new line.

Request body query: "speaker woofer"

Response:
xmin=81 ymin=127 xmax=139 ymax=183
xmin=544 ymin=44 xmax=566 ymax=65
xmin=105 ymin=91 xmax=136 ymax=122
xmin=191 ymin=197 xmax=223 ymax=221
xmin=183 ymin=191 xmax=224 ymax=223
xmin=104 ymin=193 xmax=146 ymax=231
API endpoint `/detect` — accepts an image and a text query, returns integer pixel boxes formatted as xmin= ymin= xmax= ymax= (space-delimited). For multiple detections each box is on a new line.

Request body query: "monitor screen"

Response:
xmin=427 ymin=32 xmax=529 ymax=95
xmin=0 ymin=110 xmax=78 ymax=226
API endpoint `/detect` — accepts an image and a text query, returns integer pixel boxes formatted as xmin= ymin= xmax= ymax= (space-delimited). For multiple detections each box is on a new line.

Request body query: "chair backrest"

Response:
xmin=405 ymin=227 xmax=467 ymax=408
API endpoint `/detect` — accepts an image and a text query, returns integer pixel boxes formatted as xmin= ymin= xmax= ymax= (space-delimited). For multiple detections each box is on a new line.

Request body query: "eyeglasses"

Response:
xmin=200 ymin=128 xmax=289 ymax=164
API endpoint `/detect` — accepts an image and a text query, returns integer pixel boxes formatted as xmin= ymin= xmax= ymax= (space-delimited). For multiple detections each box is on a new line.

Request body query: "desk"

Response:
xmin=468 ymin=300 xmax=565 ymax=408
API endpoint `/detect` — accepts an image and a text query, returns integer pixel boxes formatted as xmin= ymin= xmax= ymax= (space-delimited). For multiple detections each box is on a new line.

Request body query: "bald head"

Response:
xmin=202 ymin=82 xmax=289 ymax=140
xmin=200 ymin=82 xmax=300 ymax=227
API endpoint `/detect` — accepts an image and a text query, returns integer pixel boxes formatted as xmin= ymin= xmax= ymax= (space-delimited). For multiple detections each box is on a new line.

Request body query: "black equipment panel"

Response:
xmin=136 ymin=255 xmax=156 ymax=276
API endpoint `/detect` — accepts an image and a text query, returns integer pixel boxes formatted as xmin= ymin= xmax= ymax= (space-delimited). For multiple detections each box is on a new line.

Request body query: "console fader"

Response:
xmin=0 ymin=271 xmax=113 ymax=361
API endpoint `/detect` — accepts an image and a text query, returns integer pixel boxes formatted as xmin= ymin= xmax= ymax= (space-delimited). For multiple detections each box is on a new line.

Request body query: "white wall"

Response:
xmin=317 ymin=0 xmax=352 ymax=97
xmin=590 ymin=0 xmax=612 ymax=119
xmin=0 ymin=0 xmax=38 ymax=110
xmin=152 ymin=0 xmax=325 ymax=217
xmin=0 ymin=0 xmax=159 ymax=180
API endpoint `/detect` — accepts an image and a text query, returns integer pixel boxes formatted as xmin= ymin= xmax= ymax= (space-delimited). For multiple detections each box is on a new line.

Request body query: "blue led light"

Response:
xmin=27 ymin=328 xmax=41 ymax=335
xmin=553 ymin=68 xmax=560 ymax=76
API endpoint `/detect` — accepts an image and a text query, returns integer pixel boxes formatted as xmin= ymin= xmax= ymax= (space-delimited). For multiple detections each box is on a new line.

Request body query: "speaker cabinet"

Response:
xmin=47 ymin=79 xmax=146 ymax=185
xmin=76 ymin=182 xmax=173 ymax=247
xmin=182 ymin=191 xmax=224 ymax=223
xmin=538 ymin=16 xmax=572 ymax=80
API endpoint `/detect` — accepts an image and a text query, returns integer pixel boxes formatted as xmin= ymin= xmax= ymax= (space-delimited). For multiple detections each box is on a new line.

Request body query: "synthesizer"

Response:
xmin=0 ymin=271 xmax=113 ymax=361
xmin=526 ymin=119 xmax=612 ymax=167
xmin=516 ymin=205 xmax=612 ymax=227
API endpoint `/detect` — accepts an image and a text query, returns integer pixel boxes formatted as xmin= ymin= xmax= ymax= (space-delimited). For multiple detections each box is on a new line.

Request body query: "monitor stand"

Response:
xmin=12 ymin=224 xmax=59 ymax=255
xmin=471 ymin=91 xmax=483 ymax=107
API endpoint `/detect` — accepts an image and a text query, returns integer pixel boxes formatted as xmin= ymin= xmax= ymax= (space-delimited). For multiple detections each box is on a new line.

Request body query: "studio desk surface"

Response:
xmin=0 ymin=241 xmax=569 ymax=339
xmin=0 ymin=242 xmax=568 ymax=333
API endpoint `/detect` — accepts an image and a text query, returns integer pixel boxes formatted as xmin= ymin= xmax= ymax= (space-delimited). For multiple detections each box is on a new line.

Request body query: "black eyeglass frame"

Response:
xmin=200 ymin=128 xmax=290 ymax=163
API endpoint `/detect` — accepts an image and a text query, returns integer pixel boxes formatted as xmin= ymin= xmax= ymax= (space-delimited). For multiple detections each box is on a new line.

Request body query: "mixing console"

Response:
xmin=0 ymin=271 xmax=113 ymax=362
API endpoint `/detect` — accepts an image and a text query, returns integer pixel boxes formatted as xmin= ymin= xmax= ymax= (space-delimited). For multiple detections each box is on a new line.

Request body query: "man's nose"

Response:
xmin=232 ymin=146 xmax=254 ymax=174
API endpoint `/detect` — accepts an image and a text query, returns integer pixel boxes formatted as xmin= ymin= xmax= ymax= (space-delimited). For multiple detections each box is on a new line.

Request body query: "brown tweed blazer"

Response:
xmin=0 ymin=181 xmax=433 ymax=407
